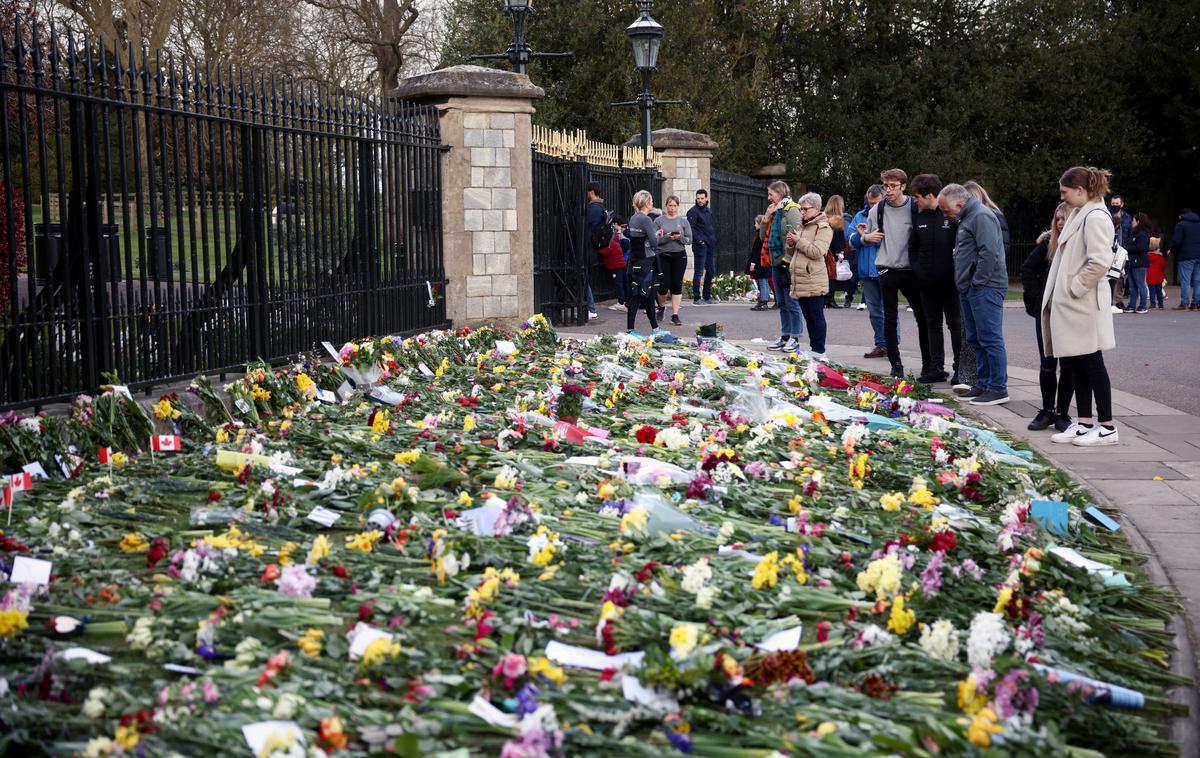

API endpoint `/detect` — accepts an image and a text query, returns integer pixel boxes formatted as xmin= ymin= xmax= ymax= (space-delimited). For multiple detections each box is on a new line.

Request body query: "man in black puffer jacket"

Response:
xmin=909 ymin=174 xmax=961 ymax=385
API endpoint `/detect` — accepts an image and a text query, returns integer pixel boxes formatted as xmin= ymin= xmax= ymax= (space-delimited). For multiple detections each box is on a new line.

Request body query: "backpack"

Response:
xmin=590 ymin=208 xmax=615 ymax=250
xmin=1081 ymin=209 xmax=1128 ymax=280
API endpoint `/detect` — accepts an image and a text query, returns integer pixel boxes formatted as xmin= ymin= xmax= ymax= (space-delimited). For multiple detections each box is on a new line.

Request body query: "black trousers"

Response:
xmin=918 ymin=273 xmax=963 ymax=375
xmin=1034 ymin=316 xmax=1074 ymax=416
xmin=1064 ymin=351 xmax=1112 ymax=422
xmin=879 ymin=268 xmax=931 ymax=372
xmin=626 ymin=262 xmax=659 ymax=331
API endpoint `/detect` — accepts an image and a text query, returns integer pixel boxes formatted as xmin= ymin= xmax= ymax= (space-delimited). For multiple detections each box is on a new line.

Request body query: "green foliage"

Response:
xmin=438 ymin=0 xmax=1196 ymax=220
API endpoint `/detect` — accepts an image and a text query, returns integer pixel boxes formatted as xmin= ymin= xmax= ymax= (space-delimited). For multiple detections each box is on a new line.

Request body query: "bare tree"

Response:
xmin=175 ymin=0 xmax=301 ymax=73
xmin=56 ymin=0 xmax=180 ymax=54
xmin=301 ymin=0 xmax=418 ymax=95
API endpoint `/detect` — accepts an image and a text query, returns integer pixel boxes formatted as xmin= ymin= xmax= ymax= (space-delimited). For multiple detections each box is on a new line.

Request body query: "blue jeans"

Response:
xmin=861 ymin=277 xmax=889 ymax=348
xmin=586 ymin=285 xmax=595 ymax=313
xmin=773 ymin=265 xmax=802 ymax=337
xmin=1150 ymin=283 xmax=1164 ymax=307
xmin=1128 ymin=266 xmax=1148 ymax=310
xmin=692 ymin=243 xmax=716 ymax=300
xmin=755 ymin=277 xmax=770 ymax=301
xmin=1180 ymin=259 xmax=1200 ymax=306
xmin=960 ymin=286 xmax=1008 ymax=393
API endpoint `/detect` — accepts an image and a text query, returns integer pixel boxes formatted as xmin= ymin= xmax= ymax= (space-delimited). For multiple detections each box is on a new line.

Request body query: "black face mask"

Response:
xmin=1110 ymin=204 xmax=1122 ymax=214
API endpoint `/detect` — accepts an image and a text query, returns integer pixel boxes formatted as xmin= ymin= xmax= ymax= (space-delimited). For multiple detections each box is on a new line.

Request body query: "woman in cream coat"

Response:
xmin=786 ymin=192 xmax=833 ymax=357
xmin=1041 ymin=166 xmax=1119 ymax=446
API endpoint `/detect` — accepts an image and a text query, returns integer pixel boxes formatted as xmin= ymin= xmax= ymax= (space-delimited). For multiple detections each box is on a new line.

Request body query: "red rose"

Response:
xmin=635 ymin=425 xmax=658 ymax=444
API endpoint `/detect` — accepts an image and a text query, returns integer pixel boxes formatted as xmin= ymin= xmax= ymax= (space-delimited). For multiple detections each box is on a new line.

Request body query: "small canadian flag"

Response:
xmin=150 ymin=435 xmax=182 ymax=452
xmin=99 ymin=447 xmax=113 ymax=464
xmin=3 ymin=486 xmax=11 ymax=508
xmin=7 ymin=472 xmax=32 ymax=492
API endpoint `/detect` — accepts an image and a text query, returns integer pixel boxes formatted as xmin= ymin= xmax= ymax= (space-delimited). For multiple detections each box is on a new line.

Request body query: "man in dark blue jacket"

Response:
xmin=1173 ymin=208 xmax=1200 ymax=309
xmin=687 ymin=189 xmax=718 ymax=304
xmin=583 ymin=181 xmax=608 ymax=319
xmin=909 ymin=174 xmax=961 ymax=385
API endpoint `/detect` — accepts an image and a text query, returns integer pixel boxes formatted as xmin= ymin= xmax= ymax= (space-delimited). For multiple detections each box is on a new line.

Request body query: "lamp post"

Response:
xmin=610 ymin=0 xmax=686 ymax=164
xmin=464 ymin=0 xmax=573 ymax=76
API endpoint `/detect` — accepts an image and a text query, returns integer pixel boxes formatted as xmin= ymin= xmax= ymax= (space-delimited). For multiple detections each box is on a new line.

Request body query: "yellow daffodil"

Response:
xmin=887 ymin=595 xmax=916 ymax=635
xmin=119 ymin=533 xmax=149 ymax=553
xmin=0 ymin=608 xmax=30 ymax=638
xmin=346 ymin=530 xmax=383 ymax=552
xmin=307 ymin=535 xmax=332 ymax=565
xmin=298 ymin=628 xmax=324 ymax=658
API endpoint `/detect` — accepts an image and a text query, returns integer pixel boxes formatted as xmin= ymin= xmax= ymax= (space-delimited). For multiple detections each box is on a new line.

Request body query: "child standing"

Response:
xmin=1147 ymin=236 xmax=1166 ymax=309
xmin=746 ymin=214 xmax=772 ymax=310
xmin=601 ymin=215 xmax=629 ymax=312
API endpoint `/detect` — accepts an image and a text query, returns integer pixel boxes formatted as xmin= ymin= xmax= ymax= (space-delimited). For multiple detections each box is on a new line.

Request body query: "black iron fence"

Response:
xmin=531 ymin=144 xmax=661 ymax=326
xmin=0 ymin=20 xmax=447 ymax=409
xmin=710 ymin=168 xmax=766 ymax=278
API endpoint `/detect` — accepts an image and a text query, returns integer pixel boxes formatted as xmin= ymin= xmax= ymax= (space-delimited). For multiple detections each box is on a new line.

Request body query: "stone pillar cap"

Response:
xmin=622 ymin=128 xmax=718 ymax=151
xmin=390 ymin=65 xmax=545 ymax=103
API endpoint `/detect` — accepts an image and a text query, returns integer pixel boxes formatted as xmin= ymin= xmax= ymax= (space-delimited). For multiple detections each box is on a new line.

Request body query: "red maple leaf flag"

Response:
xmin=99 ymin=447 xmax=113 ymax=464
xmin=7 ymin=472 xmax=32 ymax=492
xmin=150 ymin=435 xmax=182 ymax=452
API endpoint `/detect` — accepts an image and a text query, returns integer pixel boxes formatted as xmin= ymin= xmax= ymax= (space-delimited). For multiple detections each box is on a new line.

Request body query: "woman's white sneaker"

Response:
xmin=1051 ymin=422 xmax=1089 ymax=443
xmin=1072 ymin=425 xmax=1119 ymax=446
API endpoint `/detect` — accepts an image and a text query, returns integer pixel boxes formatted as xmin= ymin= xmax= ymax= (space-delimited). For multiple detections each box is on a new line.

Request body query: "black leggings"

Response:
xmin=1034 ymin=316 xmax=1074 ymax=416
xmin=1064 ymin=351 xmax=1112 ymax=422
xmin=627 ymin=262 xmax=659 ymax=331
xmin=657 ymin=250 xmax=687 ymax=296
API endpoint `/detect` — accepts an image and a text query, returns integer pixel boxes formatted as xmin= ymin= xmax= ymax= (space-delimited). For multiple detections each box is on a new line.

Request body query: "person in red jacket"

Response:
xmin=1147 ymin=236 xmax=1166 ymax=309
xmin=600 ymin=217 xmax=629 ymax=312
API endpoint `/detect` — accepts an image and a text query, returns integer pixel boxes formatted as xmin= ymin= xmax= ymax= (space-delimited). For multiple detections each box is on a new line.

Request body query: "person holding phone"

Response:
xmin=654 ymin=196 xmax=693 ymax=326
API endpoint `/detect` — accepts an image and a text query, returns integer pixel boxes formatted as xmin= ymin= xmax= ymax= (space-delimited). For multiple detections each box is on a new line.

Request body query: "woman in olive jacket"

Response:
xmin=786 ymin=192 xmax=833 ymax=356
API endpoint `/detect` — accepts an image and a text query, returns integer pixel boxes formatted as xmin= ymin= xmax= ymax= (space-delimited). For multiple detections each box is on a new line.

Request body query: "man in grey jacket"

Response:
xmin=939 ymin=183 xmax=1009 ymax=406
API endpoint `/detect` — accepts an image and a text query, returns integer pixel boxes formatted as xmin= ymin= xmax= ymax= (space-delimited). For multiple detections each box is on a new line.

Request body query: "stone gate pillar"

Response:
xmin=392 ymin=66 xmax=544 ymax=328
xmin=625 ymin=129 xmax=719 ymax=288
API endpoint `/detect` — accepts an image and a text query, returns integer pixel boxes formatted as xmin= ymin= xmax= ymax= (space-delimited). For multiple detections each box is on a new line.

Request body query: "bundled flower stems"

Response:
xmin=0 ymin=315 xmax=1189 ymax=757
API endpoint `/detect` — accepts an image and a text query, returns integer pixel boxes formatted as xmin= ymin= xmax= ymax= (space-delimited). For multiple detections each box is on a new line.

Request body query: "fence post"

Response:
xmin=624 ymin=129 xmax=718 ymax=290
xmin=391 ymin=66 xmax=543 ymax=327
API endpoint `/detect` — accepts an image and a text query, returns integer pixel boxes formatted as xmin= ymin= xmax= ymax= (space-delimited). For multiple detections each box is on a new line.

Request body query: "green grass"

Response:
xmin=27 ymin=205 xmax=359 ymax=284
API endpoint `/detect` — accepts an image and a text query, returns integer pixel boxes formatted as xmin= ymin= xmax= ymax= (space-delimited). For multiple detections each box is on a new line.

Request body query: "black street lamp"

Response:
xmin=611 ymin=0 xmax=686 ymax=164
xmin=464 ymin=0 xmax=573 ymax=75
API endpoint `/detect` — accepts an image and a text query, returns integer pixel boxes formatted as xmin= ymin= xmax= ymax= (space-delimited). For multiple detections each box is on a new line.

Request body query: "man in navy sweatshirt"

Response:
xmin=687 ymin=189 xmax=718 ymax=305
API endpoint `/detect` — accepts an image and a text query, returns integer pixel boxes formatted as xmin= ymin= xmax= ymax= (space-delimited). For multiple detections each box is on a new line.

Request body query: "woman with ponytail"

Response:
xmin=1043 ymin=167 xmax=1120 ymax=446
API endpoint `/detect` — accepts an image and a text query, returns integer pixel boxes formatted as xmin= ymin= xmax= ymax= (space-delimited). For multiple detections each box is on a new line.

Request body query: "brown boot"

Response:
xmin=1175 ymin=303 xmax=1189 ymax=310
xmin=863 ymin=346 xmax=887 ymax=359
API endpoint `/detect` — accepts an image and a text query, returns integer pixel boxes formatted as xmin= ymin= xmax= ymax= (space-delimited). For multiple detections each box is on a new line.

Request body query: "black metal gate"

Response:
xmin=0 ymin=21 xmax=447 ymax=409
xmin=710 ymin=168 xmax=767 ymax=278
xmin=531 ymin=148 xmax=661 ymax=326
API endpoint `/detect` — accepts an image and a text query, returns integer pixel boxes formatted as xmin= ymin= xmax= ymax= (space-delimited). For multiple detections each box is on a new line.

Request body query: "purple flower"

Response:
xmin=515 ymin=682 xmax=541 ymax=717
xmin=196 ymin=641 xmax=219 ymax=660
xmin=768 ymin=515 xmax=785 ymax=527
xmin=920 ymin=552 xmax=945 ymax=595
xmin=668 ymin=732 xmax=693 ymax=754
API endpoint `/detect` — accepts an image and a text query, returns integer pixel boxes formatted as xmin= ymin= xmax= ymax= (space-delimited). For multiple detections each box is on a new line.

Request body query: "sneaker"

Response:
xmin=917 ymin=369 xmax=949 ymax=384
xmin=588 ymin=311 xmax=599 ymax=320
xmin=855 ymin=303 xmax=867 ymax=311
xmin=768 ymin=337 xmax=788 ymax=350
xmin=970 ymin=390 xmax=1010 ymax=406
xmin=1051 ymin=422 xmax=1090 ymax=443
xmin=1053 ymin=414 xmax=1074 ymax=432
xmin=809 ymin=352 xmax=828 ymax=362
xmin=751 ymin=302 xmax=768 ymax=311
xmin=863 ymin=346 xmax=887 ymax=359
xmin=692 ymin=299 xmax=702 ymax=306
xmin=1027 ymin=409 xmax=1056 ymax=431
xmin=1136 ymin=308 xmax=1148 ymax=314
xmin=671 ymin=314 xmax=682 ymax=326
xmin=843 ymin=298 xmax=853 ymax=308
xmin=1122 ymin=308 xmax=1134 ymax=314
xmin=1073 ymin=424 xmax=1119 ymax=446
xmin=906 ymin=306 xmax=914 ymax=312
xmin=1111 ymin=306 xmax=1123 ymax=314
xmin=704 ymin=298 xmax=717 ymax=305
xmin=608 ymin=303 xmax=626 ymax=312
xmin=960 ymin=385 xmax=985 ymax=399
xmin=782 ymin=338 xmax=801 ymax=353
xmin=626 ymin=329 xmax=643 ymax=339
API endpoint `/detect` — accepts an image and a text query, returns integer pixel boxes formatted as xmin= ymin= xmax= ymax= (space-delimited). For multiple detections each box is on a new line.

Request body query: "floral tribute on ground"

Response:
xmin=0 ymin=315 xmax=1189 ymax=757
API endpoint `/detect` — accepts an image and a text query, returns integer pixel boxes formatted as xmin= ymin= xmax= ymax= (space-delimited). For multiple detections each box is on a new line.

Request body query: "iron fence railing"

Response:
xmin=709 ymin=168 xmax=766 ymax=278
xmin=0 ymin=20 xmax=447 ymax=409
xmin=531 ymin=147 xmax=661 ymax=326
